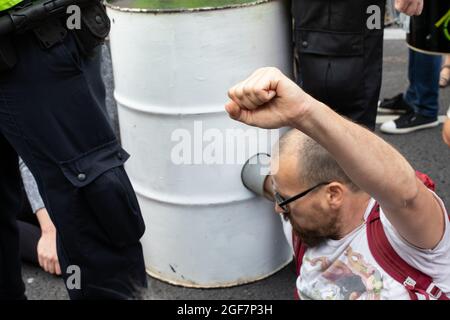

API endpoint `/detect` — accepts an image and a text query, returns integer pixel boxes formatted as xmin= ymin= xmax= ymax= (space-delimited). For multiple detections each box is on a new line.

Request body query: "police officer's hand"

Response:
xmin=225 ymin=67 xmax=314 ymax=129
xmin=36 ymin=208 xmax=61 ymax=276
xmin=395 ymin=0 xmax=424 ymax=16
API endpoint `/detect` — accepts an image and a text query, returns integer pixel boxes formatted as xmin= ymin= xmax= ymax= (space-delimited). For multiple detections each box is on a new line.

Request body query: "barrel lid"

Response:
xmin=105 ymin=0 xmax=273 ymax=13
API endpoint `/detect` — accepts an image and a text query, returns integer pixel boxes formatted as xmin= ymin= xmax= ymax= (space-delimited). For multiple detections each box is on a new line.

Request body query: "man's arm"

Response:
xmin=36 ymin=208 xmax=61 ymax=275
xmin=19 ymin=158 xmax=45 ymax=214
xmin=19 ymin=159 xmax=61 ymax=275
xmin=226 ymin=67 xmax=445 ymax=250
xmin=295 ymin=101 xmax=444 ymax=250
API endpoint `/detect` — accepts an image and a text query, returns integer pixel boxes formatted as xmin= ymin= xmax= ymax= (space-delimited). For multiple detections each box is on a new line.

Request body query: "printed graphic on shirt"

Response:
xmin=299 ymin=246 xmax=384 ymax=300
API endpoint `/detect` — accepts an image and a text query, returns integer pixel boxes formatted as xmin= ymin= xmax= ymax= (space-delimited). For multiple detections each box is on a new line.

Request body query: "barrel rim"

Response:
xmin=105 ymin=0 xmax=274 ymax=13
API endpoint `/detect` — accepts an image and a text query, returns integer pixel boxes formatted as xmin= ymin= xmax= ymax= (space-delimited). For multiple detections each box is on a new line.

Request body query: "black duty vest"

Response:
xmin=292 ymin=0 xmax=386 ymax=130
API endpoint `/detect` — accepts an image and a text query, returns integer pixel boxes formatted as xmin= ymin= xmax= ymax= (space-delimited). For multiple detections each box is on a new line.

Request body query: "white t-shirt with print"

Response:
xmin=282 ymin=192 xmax=450 ymax=300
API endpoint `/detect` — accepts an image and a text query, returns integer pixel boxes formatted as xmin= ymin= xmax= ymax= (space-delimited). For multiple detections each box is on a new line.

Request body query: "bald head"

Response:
xmin=273 ymin=129 xmax=359 ymax=191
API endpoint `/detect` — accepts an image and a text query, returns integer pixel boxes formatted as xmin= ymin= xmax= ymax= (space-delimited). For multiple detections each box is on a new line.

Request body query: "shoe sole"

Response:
xmin=377 ymin=107 xmax=408 ymax=115
xmin=380 ymin=121 xmax=440 ymax=134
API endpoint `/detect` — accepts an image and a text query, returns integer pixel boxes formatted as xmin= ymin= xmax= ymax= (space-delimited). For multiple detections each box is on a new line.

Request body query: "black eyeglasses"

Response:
xmin=274 ymin=182 xmax=331 ymax=214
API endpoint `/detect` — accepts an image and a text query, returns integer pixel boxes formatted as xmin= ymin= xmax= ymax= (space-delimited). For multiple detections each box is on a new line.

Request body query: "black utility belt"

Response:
xmin=0 ymin=0 xmax=110 ymax=72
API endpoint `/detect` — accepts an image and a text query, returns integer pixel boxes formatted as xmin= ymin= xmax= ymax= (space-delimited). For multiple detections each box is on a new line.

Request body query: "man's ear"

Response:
xmin=325 ymin=182 xmax=345 ymax=210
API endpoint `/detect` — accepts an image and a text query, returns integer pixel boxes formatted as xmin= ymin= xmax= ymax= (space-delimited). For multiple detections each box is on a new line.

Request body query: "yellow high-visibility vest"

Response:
xmin=0 ymin=0 xmax=23 ymax=11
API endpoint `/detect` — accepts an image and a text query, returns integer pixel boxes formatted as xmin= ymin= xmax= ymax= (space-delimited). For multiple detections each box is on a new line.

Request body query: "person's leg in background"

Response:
xmin=407 ymin=49 xmax=441 ymax=118
xmin=17 ymin=221 xmax=41 ymax=266
xmin=381 ymin=49 xmax=441 ymax=134
xmin=377 ymin=50 xmax=415 ymax=115
xmin=0 ymin=134 xmax=26 ymax=300
xmin=16 ymin=190 xmax=41 ymax=266
xmin=292 ymin=0 xmax=386 ymax=131
xmin=440 ymin=55 xmax=450 ymax=88
xmin=361 ymin=12 xmax=385 ymax=130
xmin=403 ymin=48 xmax=419 ymax=107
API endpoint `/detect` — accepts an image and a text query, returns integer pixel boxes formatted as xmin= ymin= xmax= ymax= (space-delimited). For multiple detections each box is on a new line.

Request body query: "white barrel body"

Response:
xmin=107 ymin=0 xmax=293 ymax=287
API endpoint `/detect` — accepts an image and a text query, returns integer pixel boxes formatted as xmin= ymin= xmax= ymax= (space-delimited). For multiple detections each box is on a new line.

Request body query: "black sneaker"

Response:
xmin=380 ymin=111 xmax=439 ymax=134
xmin=378 ymin=93 xmax=412 ymax=114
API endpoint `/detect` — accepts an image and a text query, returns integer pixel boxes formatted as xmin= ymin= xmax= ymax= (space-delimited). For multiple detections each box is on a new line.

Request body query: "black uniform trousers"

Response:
xmin=292 ymin=0 xmax=386 ymax=130
xmin=0 ymin=30 xmax=147 ymax=299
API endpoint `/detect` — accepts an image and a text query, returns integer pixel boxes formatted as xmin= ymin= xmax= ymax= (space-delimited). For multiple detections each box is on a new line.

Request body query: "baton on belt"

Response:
xmin=0 ymin=0 xmax=93 ymax=36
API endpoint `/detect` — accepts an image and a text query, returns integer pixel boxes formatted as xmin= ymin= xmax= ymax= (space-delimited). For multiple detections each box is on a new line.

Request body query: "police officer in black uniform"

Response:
xmin=291 ymin=0 xmax=424 ymax=131
xmin=0 ymin=0 xmax=147 ymax=299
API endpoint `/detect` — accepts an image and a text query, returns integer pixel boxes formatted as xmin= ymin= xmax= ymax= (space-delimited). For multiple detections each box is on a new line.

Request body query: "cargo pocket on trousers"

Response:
xmin=295 ymin=29 xmax=366 ymax=105
xmin=59 ymin=141 xmax=145 ymax=248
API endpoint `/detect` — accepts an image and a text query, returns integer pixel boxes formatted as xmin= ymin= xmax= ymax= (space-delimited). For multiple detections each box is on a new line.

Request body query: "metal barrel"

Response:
xmin=106 ymin=0 xmax=293 ymax=288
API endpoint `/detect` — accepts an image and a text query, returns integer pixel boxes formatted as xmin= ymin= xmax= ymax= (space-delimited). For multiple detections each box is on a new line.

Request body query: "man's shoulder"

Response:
xmin=378 ymin=192 xmax=450 ymax=275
